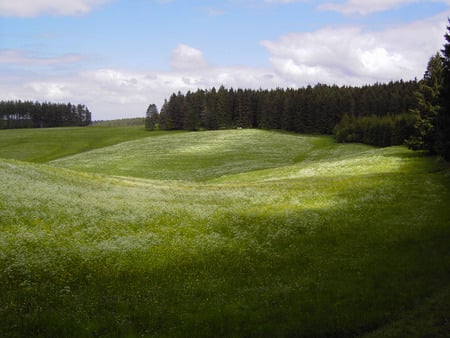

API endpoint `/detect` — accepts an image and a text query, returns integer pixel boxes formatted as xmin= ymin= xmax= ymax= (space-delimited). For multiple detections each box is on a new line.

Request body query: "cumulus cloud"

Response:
xmin=171 ymin=44 xmax=209 ymax=70
xmin=261 ymin=13 xmax=448 ymax=85
xmin=26 ymin=82 xmax=72 ymax=101
xmin=0 ymin=0 xmax=111 ymax=17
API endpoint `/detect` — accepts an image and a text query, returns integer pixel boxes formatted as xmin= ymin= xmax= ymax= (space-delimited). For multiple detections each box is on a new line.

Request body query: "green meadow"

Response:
xmin=0 ymin=127 xmax=449 ymax=337
xmin=0 ymin=126 xmax=155 ymax=163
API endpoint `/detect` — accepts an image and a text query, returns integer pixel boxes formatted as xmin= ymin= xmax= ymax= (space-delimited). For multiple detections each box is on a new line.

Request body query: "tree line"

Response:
xmin=146 ymin=81 xmax=419 ymax=136
xmin=0 ymin=101 xmax=92 ymax=129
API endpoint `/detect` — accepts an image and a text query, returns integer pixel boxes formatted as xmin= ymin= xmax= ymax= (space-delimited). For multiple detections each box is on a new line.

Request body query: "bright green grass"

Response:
xmin=0 ymin=130 xmax=449 ymax=337
xmin=0 ymin=126 xmax=166 ymax=163
xmin=51 ymin=129 xmax=373 ymax=181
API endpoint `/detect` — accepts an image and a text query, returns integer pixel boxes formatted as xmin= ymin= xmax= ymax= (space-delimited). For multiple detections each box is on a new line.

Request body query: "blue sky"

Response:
xmin=1 ymin=0 xmax=449 ymax=120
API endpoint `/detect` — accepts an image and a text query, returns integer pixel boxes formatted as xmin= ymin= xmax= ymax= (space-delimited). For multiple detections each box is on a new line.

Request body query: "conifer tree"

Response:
xmin=436 ymin=19 xmax=450 ymax=160
xmin=406 ymin=53 xmax=444 ymax=152
xmin=145 ymin=103 xmax=159 ymax=130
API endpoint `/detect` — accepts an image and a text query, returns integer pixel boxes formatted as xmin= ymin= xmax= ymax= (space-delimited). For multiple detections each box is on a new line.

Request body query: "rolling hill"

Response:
xmin=0 ymin=127 xmax=449 ymax=337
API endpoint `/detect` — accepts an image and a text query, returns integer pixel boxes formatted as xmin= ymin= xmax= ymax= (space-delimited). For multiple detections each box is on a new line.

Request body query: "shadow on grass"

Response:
xmin=2 ymin=174 xmax=449 ymax=337
xmin=1 ymin=149 xmax=449 ymax=337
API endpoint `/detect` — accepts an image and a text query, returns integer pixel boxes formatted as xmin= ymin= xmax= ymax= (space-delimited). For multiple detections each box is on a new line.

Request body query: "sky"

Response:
xmin=1 ymin=0 xmax=450 ymax=120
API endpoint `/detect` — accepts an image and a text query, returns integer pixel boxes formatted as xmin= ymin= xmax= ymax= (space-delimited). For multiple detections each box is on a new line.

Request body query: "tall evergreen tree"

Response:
xmin=406 ymin=53 xmax=444 ymax=153
xmin=436 ymin=18 xmax=450 ymax=160
xmin=145 ymin=103 xmax=159 ymax=130
xmin=204 ymin=87 xmax=218 ymax=130
xmin=216 ymin=86 xmax=232 ymax=129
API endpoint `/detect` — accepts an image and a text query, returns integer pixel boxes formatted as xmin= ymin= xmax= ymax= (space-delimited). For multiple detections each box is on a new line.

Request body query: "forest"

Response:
xmin=146 ymin=81 xmax=419 ymax=145
xmin=0 ymin=101 xmax=92 ymax=129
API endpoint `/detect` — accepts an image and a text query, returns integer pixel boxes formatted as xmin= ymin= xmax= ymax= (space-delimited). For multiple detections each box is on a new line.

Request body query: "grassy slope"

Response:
xmin=0 ymin=129 xmax=449 ymax=337
xmin=0 ymin=126 xmax=164 ymax=163
xmin=51 ymin=129 xmax=372 ymax=181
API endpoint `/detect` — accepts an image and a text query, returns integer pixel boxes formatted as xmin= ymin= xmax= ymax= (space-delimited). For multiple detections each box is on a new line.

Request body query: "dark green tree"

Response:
xmin=152 ymin=80 xmax=418 ymax=142
xmin=145 ymin=103 xmax=159 ymax=130
xmin=0 ymin=100 xmax=91 ymax=129
xmin=216 ymin=86 xmax=232 ymax=129
xmin=204 ymin=87 xmax=218 ymax=130
xmin=406 ymin=53 xmax=444 ymax=152
xmin=436 ymin=19 xmax=450 ymax=160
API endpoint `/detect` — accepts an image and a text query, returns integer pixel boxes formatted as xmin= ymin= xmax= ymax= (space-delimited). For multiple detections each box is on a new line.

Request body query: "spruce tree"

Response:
xmin=145 ymin=103 xmax=159 ymax=130
xmin=406 ymin=53 xmax=444 ymax=152
xmin=436 ymin=19 xmax=450 ymax=160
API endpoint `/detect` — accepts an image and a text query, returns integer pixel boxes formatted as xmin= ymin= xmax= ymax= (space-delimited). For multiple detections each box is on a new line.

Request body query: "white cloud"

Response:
xmin=0 ymin=65 xmax=290 ymax=120
xmin=0 ymin=0 xmax=111 ymax=17
xmin=171 ymin=44 xmax=209 ymax=70
xmin=26 ymin=82 xmax=72 ymax=101
xmin=318 ymin=0 xmax=443 ymax=15
xmin=261 ymin=13 xmax=448 ymax=85
xmin=263 ymin=0 xmax=450 ymax=14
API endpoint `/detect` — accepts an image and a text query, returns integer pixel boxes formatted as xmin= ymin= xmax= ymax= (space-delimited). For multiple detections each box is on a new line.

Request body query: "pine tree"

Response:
xmin=436 ymin=18 xmax=450 ymax=160
xmin=406 ymin=53 xmax=444 ymax=152
xmin=216 ymin=86 xmax=232 ymax=129
xmin=145 ymin=103 xmax=159 ymax=130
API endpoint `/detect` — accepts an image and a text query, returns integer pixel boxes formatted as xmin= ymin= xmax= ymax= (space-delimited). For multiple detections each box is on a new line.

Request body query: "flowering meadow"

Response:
xmin=0 ymin=128 xmax=449 ymax=336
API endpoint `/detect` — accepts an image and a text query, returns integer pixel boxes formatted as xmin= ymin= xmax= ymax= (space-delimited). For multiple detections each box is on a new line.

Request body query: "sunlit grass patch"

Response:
xmin=51 ymin=129 xmax=321 ymax=181
xmin=213 ymin=144 xmax=407 ymax=183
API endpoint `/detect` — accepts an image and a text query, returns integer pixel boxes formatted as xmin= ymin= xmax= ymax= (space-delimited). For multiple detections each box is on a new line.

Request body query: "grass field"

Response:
xmin=0 ymin=126 xmax=158 ymax=163
xmin=0 ymin=127 xmax=449 ymax=337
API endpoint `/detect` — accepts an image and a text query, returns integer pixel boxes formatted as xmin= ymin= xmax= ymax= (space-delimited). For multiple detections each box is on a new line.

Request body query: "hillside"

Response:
xmin=0 ymin=128 xmax=449 ymax=337
xmin=0 ymin=125 xmax=157 ymax=163
xmin=51 ymin=129 xmax=372 ymax=181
